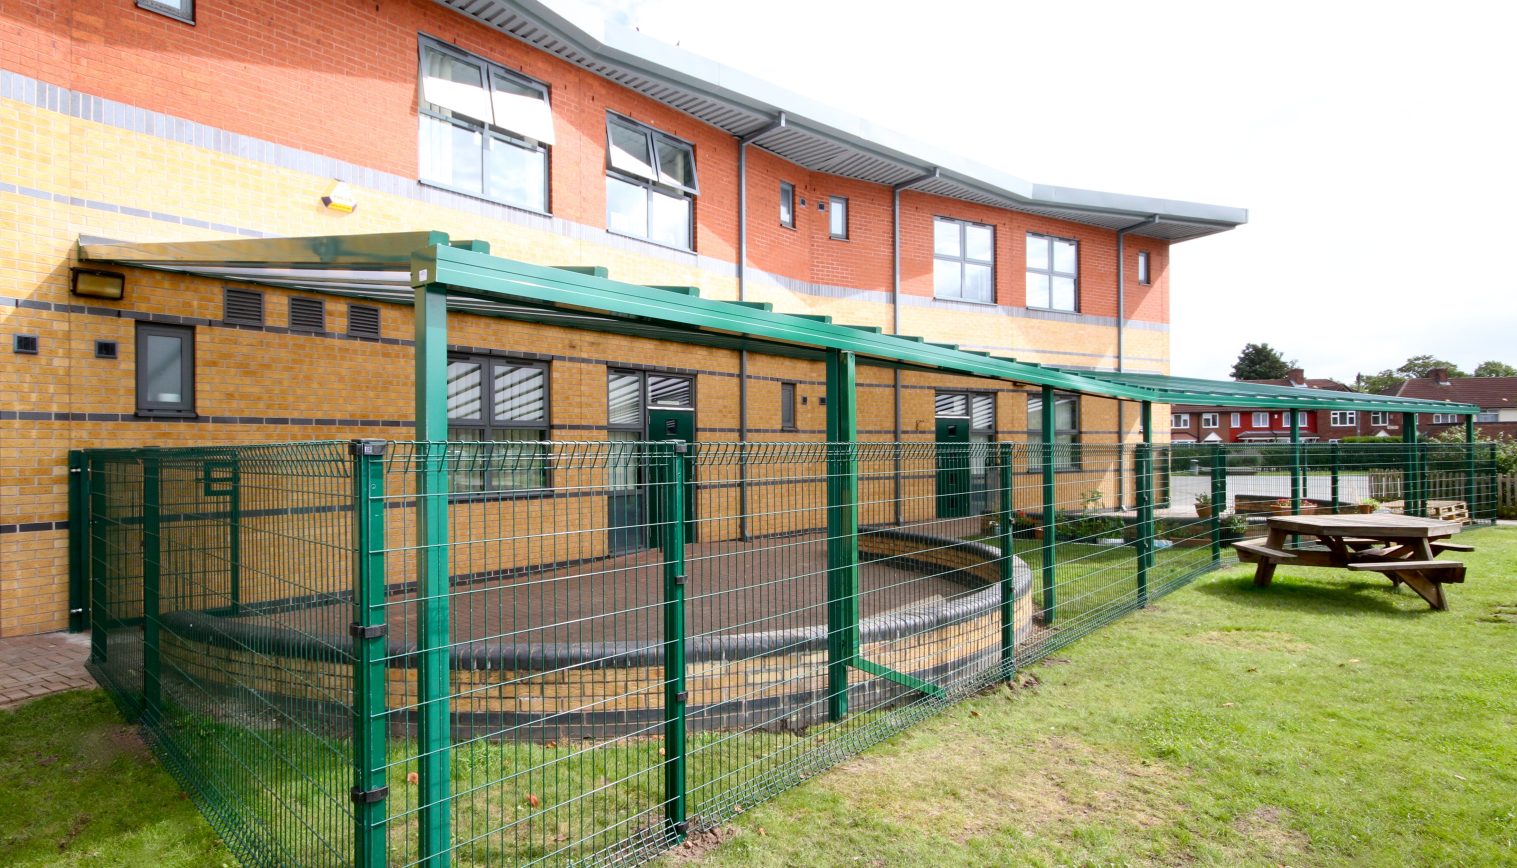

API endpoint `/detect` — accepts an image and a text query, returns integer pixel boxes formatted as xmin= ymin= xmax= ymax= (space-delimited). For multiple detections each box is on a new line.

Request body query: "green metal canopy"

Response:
xmin=78 ymin=231 xmax=1480 ymax=417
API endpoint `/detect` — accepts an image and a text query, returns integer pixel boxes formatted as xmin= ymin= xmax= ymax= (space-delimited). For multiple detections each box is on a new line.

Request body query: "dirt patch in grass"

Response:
xmin=662 ymin=826 xmax=740 ymax=862
xmin=1189 ymin=629 xmax=1311 ymax=653
xmin=823 ymin=733 xmax=1186 ymax=845
xmin=1232 ymin=805 xmax=1311 ymax=860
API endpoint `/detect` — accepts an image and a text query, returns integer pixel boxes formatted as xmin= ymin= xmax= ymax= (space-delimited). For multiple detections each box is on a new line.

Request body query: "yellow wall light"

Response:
xmin=71 ymin=267 xmax=126 ymax=300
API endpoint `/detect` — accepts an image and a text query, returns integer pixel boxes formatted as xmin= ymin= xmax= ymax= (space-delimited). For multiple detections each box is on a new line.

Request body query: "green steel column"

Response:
xmin=414 ymin=279 xmax=452 ymax=866
xmin=1465 ymin=417 xmax=1477 ymax=522
xmin=67 ymin=451 xmax=87 ymax=633
xmin=1418 ymin=439 xmax=1432 ymax=519
xmin=1289 ymin=412 xmax=1302 ymax=516
xmin=142 ymin=449 xmax=162 ymax=721
xmin=1330 ymin=441 xmax=1341 ymax=514
xmin=1209 ymin=443 xmax=1225 ymax=563
xmin=228 ymin=459 xmax=242 ymax=615
xmin=1039 ymin=386 xmax=1057 ymax=626
xmin=1489 ymin=442 xmax=1501 ymax=523
xmin=1402 ymin=413 xmax=1418 ymax=518
xmin=824 ymin=349 xmax=859 ymax=722
xmin=997 ymin=443 xmax=1016 ymax=676
xmin=351 ymin=440 xmax=389 ymax=868
xmin=88 ymin=455 xmax=108 ymax=665
xmin=661 ymin=442 xmax=689 ymax=839
xmin=1135 ymin=403 xmax=1153 ymax=607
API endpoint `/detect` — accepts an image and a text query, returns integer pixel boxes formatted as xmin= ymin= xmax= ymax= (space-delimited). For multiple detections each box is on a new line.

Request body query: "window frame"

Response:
xmin=779 ymin=182 xmax=795 ymax=229
xmin=604 ymin=113 xmax=699 ymax=250
xmin=416 ymin=35 xmax=553 ymax=214
xmin=1251 ymin=411 xmax=1270 ymax=428
xmin=135 ymin=322 xmax=196 ymax=418
xmin=137 ymin=0 xmax=194 ymax=24
xmin=1369 ymin=412 xmax=1389 ymax=427
xmin=1330 ymin=410 xmax=1357 ymax=427
xmin=607 ymin=368 xmax=697 ymax=433
xmin=1230 ymin=412 xmax=1241 ymax=427
xmin=828 ymin=196 xmax=849 ymax=240
xmin=932 ymin=216 xmax=996 ymax=303
xmin=1028 ymin=392 xmax=1080 ymax=471
xmin=1025 ymin=232 xmax=1080 ymax=312
xmin=1137 ymin=250 xmax=1151 ymax=286
xmin=780 ymin=382 xmax=797 ymax=432
xmin=445 ymin=354 xmax=552 ymax=497
xmin=934 ymin=390 xmax=996 ymax=434
xmin=1201 ymin=413 xmax=1220 ymax=429
xmin=1476 ymin=411 xmax=1498 ymax=423
xmin=1171 ymin=413 xmax=1191 ymax=429
xmin=1432 ymin=413 xmax=1458 ymax=425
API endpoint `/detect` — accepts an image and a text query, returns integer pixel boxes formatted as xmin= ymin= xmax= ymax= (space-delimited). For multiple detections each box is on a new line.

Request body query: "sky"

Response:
xmin=564 ymin=0 xmax=1516 ymax=382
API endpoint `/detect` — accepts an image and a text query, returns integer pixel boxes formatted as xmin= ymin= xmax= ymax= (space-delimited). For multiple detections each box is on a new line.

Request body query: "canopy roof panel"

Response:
xmin=78 ymin=232 xmax=1478 ymax=416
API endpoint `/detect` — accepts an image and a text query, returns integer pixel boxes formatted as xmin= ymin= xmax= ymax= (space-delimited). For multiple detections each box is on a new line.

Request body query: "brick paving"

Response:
xmin=0 ymin=631 xmax=93 ymax=710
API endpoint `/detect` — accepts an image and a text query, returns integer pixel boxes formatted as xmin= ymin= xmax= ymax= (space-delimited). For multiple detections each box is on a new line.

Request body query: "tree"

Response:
xmin=1230 ymin=343 xmax=1294 ymax=381
xmin=1474 ymin=360 xmax=1517 ymax=378
xmin=1354 ymin=354 xmax=1471 ymax=393
xmin=1355 ymin=370 xmax=1404 ymax=394
xmin=1393 ymin=355 xmax=1467 ymax=379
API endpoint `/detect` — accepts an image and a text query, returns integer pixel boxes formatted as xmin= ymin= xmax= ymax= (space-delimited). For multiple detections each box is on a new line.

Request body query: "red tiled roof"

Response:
xmin=1391 ymin=376 xmax=1517 ymax=410
xmin=1246 ymin=377 xmax=1352 ymax=391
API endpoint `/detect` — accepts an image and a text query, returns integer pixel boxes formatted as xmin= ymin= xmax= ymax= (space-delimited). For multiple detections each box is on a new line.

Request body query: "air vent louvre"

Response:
xmin=289 ymin=297 xmax=326 ymax=333
xmin=223 ymin=287 xmax=265 ymax=326
xmin=347 ymin=304 xmax=381 ymax=339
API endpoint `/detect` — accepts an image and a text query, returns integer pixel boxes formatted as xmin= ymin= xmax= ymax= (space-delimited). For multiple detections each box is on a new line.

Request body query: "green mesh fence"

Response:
xmin=77 ymin=438 xmax=1500 ymax=866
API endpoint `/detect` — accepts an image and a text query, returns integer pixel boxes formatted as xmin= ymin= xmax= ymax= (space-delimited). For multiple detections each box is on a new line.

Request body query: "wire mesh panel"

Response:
xmin=76 ymin=437 xmax=1498 ymax=867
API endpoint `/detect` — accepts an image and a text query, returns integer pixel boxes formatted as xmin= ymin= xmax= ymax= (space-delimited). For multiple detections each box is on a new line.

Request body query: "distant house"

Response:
xmin=1171 ymin=369 xmax=1399 ymax=443
xmin=1386 ymin=369 xmax=1517 ymax=439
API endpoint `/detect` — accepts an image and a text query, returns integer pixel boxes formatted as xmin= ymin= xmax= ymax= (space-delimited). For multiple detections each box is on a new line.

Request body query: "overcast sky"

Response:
xmin=566 ymin=0 xmax=1516 ymax=382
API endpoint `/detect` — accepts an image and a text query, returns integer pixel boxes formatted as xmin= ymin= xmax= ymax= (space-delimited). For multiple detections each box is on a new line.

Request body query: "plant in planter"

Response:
xmin=1194 ymin=492 xmax=1214 ymax=519
xmin=1222 ymin=514 xmax=1249 ymax=543
xmin=1358 ymin=497 xmax=1381 ymax=514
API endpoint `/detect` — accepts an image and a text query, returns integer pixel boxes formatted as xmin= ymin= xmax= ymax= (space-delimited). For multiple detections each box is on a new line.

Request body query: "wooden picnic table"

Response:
xmin=1234 ymin=514 xmax=1472 ymax=610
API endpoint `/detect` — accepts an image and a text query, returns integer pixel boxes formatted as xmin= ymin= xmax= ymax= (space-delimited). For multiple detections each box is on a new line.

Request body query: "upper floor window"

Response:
xmin=138 ymin=0 xmax=193 ymax=24
xmin=418 ymin=37 xmax=553 ymax=212
xmin=1026 ymin=233 xmax=1078 ymax=311
xmin=136 ymin=323 xmax=196 ymax=417
xmin=1171 ymin=413 xmax=1191 ymax=429
xmin=1251 ymin=412 xmax=1269 ymax=428
xmin=447 ymin=356 xmax=549 ymax=492
xmin=829 ymin=196 xmax=849 ymax=239
xmin=1230 ymin=412 xmax=1241 ymax=427
xmin=1476 ymin=411 xmax=1498 ymax=423
xmin=1330 ymin=410 xmax=1357 ymax=427
xmin=605 ymin=114 xmax=698 ymax=249
xmin=933 ymin=217 xmax=994 ymax=303
xmin=780 ymin=182 xmax=795 ymax=228
xmin=1202 ymin=413 xmax=1220 ymax=428
xmin=1137 ymin=251 xmax=1151 ymax=285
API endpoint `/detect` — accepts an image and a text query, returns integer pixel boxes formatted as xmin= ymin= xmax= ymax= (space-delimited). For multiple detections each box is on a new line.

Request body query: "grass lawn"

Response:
xmin=4 ymin=529 xmax=1513 ymax=865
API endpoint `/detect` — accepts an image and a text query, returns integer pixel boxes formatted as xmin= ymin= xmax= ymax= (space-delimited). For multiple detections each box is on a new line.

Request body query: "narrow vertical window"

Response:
xmin=1137 ymin=250 xmax=1151 ymax=285
xmin=135 ymin=323 xmax=195 ymax=416
xmin=779 ymin=182 xmax=795 ymax=228
xmin=780 ymin=382 xmax=797 ymax=430
xmin=828 ymin=196 xmax=848 ymax=239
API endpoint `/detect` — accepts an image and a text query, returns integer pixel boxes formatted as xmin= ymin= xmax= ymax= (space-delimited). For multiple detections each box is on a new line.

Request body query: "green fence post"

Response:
xmin=68 ymin=451 xmax=88 ymax=633
xmin=88 ymin=455 xmax=108 ymax=665
xmin=351 ymin=440 xmax=389 ymax=868
xmin=997 ymin=443 xmax=1016 ymax=677
xmin=661 ymin=441 xmax=689 ymax=839
xmin=1490 ymin=442 xmax=1501 ymax=523
xmin=1135 ymin=402 xmax=1153 ymax=606
xmin=824 ymin=349 xmax=859 ymax=722
xmin=1330 ymin=441 xmax=1341 ymax=514
xmin=142 ymin=448 xmax=162 ymax=722
xmin=1418 ymin=439 xmax=1432 ymax=518
xmin=1402 ymin=413 xmax=1418 ymax=517
xmin=1464 ymin=418 xmax=1477 ymax=523
xmin=228 ymin=458 xmax=242 ymax=616
xmin=1289 ymin=412 xmax=1302 ymax=516
xmin=1039 ymin=386 xmax=1057 ymax=626
xmin=1209 ymin=444 xmax=1225 ymax=563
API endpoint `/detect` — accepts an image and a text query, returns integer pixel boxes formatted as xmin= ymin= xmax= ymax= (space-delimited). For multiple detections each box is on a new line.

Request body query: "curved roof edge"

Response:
xmin=436 ymin=0 xmax=1248 ymax=242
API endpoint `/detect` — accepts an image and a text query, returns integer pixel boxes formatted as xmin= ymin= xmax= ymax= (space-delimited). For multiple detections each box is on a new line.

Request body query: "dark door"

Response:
xmin=647 ymin=407 xmax=696 ymax=542
xmin=606 ymin=430 xmax=645 ymax=556
xmin=936 ymin=416 xmax=972 ymax=518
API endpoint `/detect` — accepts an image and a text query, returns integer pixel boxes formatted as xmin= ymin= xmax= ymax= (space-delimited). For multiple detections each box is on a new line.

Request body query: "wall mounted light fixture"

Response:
xmin=321 ymin=180 xmax=358 ymax=213
xmin=71 ymin=268 xmax=126 ymax=300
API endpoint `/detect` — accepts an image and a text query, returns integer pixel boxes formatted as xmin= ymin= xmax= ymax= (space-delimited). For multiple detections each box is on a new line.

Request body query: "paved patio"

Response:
xmin=0 ymin=631 xmax=93 ymax=710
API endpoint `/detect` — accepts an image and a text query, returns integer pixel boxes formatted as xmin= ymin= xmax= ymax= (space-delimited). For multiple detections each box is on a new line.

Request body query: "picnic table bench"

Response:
xmin=1234 ymin=514 xmax=1471 ymax=610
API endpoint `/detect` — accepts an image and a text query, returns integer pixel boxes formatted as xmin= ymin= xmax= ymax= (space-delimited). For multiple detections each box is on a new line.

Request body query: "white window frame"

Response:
xmin=1251 ymin=411 xmax=1269 ymax=428
xmin=417 ymin=36 xmax=554 ymax=213
xmin=1330 ymin=410 xmax=1357 ymax=427
xmin=828 ymin=196 xmax=848 ymax=239
xmin=605 ymin=113 xmax=698 ymax=249
xmin=1476 ymin=411 xmax=1498 ymax=423
xmin=1432 ymin=413 xmax=1458 ymax=425
xmin=1201 ymin=412 xmax=1220 ymax=429
xmin=1171 ymin=413 xmax=1191 ymax=429
xmin=1230 ymin=412 xmax=1241 ymax=427
xmin=1369 ymin=412 xmax=1389 ymax=426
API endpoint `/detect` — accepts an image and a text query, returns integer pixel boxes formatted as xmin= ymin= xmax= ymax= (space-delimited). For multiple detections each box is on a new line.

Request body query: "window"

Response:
xmin=1137 ymin=251 xmax=1151 ymax=285
xmin=779 ymin=182 xmax=795 ymax=228
xmin=780 ymin=382 xmax=797 ymax=431
xmin=136 ymin=323 xmax=195 ymax=416
xmin=1028 ymin=393 xmax=1078 ymax=470
xmin=1370 ymin=412 xmax=1389 ymax=426
xmin=1251 ymin=412 xmax=1269 ymax=428
xmin=1477 ymin=411 xmax=1498 ymax=423
xmin=1297 ymin=412 xmax=1309 ymax=425
xmin=1202 ymin=413 xmax=1220 ymax=429
xmin=935 ymin=391 xmax=995 ymax=432
xmin=1171 ymin=413 xmax=1191 ymax=428
xmin=1330 ymin=411 xmax=1357 ymax=427
xmin=608 ymin=370 xmax=696 ymax=429
xmin=288 ymin=297 xmax=326 ymax=332
xmin=1026 ymin=233 xmax=1078 ymax=312
xmin=223 ymin=288 xmax=264 ymax=326
xmin=347 ymin=304 xmax=381 ymax=339
xmin=828 ymin=196 xmax=848 ymax=239
xmin=1230 ymin=412 xmax=1241 ymax=427
xmin=418 ymin=37 xmax=553 ymax=212
xmin=1432 ymin=413 xmax=1458 ymax=425
xmin=933 ymin=217 xmax=994 ymax=302
xmin=446 ymin=356 xmax=549 ymax=493
xmin=605 ymin=114 xmax=698 ymax=249
xmin=137 ymin=0 xmax=193 ymax=23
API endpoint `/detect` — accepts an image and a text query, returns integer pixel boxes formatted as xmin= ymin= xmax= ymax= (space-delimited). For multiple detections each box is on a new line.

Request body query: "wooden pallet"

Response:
xmin=1379 ymin=499 xmax=1471 ymax=524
